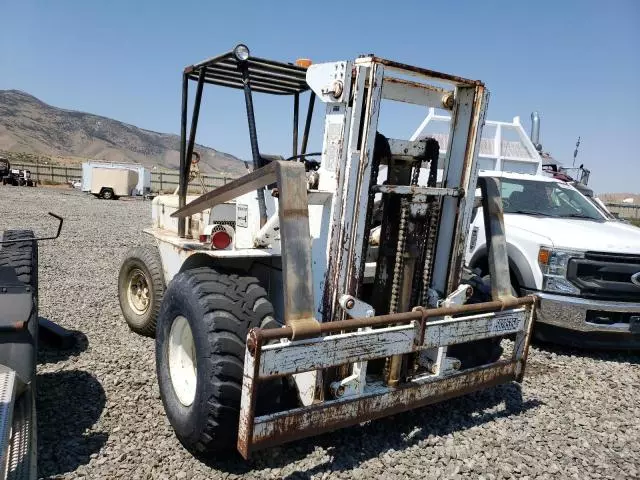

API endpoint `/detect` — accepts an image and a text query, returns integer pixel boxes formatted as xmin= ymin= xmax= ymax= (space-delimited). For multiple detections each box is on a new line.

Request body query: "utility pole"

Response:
xmin=572 ymin=136 xmax=581 ymax=167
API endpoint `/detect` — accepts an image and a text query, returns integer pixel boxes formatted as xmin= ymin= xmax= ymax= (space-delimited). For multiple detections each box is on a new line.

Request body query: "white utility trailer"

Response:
xmin=118 ymin=45 xmax=537 ymax=459
xmin=82 ymin=161 xmax=150 ymax=198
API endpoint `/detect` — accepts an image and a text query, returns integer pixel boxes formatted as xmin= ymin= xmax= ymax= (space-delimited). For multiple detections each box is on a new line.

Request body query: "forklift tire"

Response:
xmin=155 ymin=268 xmax=280 ymax=454
xmin=118 ymin=246 xmax=165 ymax=337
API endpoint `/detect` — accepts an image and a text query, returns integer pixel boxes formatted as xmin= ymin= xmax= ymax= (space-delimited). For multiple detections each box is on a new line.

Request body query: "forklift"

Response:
xmin=118 ymin=44 xmax=537 ymax=459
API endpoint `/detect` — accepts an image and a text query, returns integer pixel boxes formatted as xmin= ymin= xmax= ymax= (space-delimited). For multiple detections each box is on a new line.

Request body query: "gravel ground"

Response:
xmin=1 ymin=186 xmax=638 ymax=480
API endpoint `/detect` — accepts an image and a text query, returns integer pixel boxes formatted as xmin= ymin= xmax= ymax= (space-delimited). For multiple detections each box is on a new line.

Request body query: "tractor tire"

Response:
xmin=0 ymin=230 xmax=38 ymax=382
xmin=0 ymin=230 xmax=38 ymax=292
xmin=118 ymin=246 xmax=165 ymax=337
xmin=155 ymin=268 xmax=280 ymax=454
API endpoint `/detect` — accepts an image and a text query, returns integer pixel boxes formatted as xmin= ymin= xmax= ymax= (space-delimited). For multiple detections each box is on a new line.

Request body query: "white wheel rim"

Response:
xmin=127 ymin=268 xmax=150 ymax=315
xmin=168 ymin=316 xmax=197 ymax=406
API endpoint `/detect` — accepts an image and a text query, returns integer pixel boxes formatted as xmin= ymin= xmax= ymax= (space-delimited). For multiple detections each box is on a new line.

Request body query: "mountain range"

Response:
xmin=0 ymin=89 xmax=246 ymax=176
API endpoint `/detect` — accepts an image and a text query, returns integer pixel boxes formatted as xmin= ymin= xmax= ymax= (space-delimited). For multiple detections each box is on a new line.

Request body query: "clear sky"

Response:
xmin=1 ymin=0 xmax=638 ymax=194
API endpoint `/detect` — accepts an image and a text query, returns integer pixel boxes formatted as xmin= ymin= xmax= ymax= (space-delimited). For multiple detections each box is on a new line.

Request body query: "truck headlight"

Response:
xmin=538 ymin=247 xmax=583 ymax=294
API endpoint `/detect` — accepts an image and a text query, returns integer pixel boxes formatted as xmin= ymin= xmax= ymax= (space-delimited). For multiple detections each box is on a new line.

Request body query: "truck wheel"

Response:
xmin=156 ymin=268 xmax=279 ymax=454
xmin=448 ymin=275 xmax=518 ymax=369
xmin=118 ymin=246 xmax=165 ymax=337
xmin=0 ymin=230 xmax=38 ymax=381
xmin=101 ymin=188 xmax=114 ymax=200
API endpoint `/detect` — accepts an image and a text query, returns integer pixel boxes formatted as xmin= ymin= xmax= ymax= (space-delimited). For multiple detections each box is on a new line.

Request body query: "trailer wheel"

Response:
xmin=156 ymin=268 xmax=279 ymax=454
xmin=101 ymin=188 xmax=114 ymax=200
xmin=118 ymin=246 xmax=165 ymax=337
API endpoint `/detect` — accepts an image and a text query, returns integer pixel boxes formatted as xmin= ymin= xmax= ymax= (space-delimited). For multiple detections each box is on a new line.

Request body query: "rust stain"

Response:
xmin=249 ymin=361 xmax=515 ymax=453
xmin=369 ymin=57 xmax=484 ymax=87
xmin=257 ymin=296 xmax=536 ymax=342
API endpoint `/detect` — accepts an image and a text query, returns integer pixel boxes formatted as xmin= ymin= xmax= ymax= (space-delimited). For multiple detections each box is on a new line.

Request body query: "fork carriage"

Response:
xmin=119 ymin=45 xmax=537 ymax=459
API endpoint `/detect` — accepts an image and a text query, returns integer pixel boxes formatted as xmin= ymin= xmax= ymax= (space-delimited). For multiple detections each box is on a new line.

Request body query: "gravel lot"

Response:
xmin=1 ymin=186 xmax=638 ymax=480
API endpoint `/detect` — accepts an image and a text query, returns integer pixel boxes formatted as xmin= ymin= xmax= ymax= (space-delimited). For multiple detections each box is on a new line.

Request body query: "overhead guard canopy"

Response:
xmin=184 ymin=52 xmax=310 ymax=95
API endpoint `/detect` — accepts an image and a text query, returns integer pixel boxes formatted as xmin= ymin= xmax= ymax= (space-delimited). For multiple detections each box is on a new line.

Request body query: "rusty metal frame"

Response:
xmin=248 ymin=361 xmax=516 ymax=453
xmin=171 ymin=160 xmax=320 ymax=338
xmin=430 ymin=85 xmax=488 ymax=296
xmin=237 ymin=295 xmax=536 ymax=458
xmin=477 ymin=176 xmax=513 ymax=300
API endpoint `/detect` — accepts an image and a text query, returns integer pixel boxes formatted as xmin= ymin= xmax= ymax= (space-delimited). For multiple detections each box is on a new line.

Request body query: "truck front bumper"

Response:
xmin=523 ymin=290 xmax=640 ymax=349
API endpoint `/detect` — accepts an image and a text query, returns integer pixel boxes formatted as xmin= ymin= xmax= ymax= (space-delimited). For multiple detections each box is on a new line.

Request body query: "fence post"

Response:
xmin=50 ymin=165 xmax=54 ymax=182
xmin=159 ymin=172 xmax=163 ymax=192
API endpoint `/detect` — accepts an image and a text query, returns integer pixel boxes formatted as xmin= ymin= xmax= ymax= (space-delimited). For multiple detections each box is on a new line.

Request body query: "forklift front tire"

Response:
xmin=118 ymin=246 xmax=165 ymax=337
xmin=155 ymin=268 xmax=280 ymax=455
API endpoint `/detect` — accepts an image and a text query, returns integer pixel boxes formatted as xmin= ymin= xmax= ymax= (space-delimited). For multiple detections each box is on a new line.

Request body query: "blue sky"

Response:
xmin=1 ymin=0 xmax=638 ymax=193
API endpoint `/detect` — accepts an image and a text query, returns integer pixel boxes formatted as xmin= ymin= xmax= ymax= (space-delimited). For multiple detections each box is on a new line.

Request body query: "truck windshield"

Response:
xmin=499 ymin=177 xmax=605 ymax=221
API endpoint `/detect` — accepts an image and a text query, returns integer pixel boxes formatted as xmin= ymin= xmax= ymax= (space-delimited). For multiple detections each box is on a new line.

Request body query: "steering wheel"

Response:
xmin=501 ymin=198 xmax=511 ymax=210
xmin=285 ymin=152 xmax=322 ymax=171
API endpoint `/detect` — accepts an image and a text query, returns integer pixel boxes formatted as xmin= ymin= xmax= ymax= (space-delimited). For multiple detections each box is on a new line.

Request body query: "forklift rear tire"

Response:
xmin=118 ymin=246 xmax=165 ymax=337
xmin=155 ymin=268 xmax=280 ymax=454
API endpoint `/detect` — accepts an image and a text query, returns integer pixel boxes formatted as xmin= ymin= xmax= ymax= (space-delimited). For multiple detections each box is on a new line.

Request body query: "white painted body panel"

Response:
xmin=90 ymin=168 xmax=138 ymax=196
xmin=465 ymin=171 xmax=640 ymax=290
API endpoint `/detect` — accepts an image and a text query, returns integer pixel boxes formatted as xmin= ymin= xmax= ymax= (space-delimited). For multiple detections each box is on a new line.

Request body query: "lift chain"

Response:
xmin=419 ymin=141 xmax=442 ymax=306
xmin=420 ymin=199 xmax=441 ymax=305
xmin=388 ymin=158 xmax=422 ymax=314
xmin=388 ymin=198 xmax=409 ymax=314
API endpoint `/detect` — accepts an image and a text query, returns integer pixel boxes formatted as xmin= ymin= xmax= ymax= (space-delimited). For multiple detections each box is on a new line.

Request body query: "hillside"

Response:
xmin=0 ymin=89 xmax=246 ymax=176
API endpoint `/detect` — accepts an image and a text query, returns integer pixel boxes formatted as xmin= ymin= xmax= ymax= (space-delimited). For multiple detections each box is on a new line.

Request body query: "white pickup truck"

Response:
xmin=413 ymin=109 xmax=640 ymax=349
xmin=466 ymin=171 xmax=640 ymax=348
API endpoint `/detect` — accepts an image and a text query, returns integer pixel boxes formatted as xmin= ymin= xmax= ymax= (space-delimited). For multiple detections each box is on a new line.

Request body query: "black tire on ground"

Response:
xmin=156 ymin=268 xmax=280 ymax=454
xmin=447 ymin=275 xmax=519 ymax=369
xmin=0 ymin=230 xmax=38 ymax=381
xmin=101 ymin=188 xmax=114 ymax=200
xmin=118 ymin=246 xmax=165 ymax=337
xmin=0 ymin=230 xmax=38 ymax=293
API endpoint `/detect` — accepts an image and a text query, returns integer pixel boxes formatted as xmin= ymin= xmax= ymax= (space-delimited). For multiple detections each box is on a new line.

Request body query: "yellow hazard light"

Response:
xmin=295 ymin=58 xmax=312 ymax=68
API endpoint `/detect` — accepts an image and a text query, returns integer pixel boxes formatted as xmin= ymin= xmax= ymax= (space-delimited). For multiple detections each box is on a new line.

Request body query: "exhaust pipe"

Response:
xmin=530 ymin=112 xmax=542 ymax=152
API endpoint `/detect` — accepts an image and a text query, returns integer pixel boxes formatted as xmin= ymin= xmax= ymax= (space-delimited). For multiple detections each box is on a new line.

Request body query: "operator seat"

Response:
xmin=258 ymin=154 xmax=285 ymax=168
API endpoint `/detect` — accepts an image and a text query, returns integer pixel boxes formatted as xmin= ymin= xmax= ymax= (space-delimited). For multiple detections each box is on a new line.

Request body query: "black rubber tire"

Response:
xmin=0 ymin=230 xmax=38 ymax=293
xmin=101 ymin=188 xmax=114 ymax=200
xmin=118 ymin=246 xmax=165 ymax=337
xmin=447 ymin=274 xmax=519 ymax=369
xmin=0 ymin=230 xmax=38 ymax=382
xmin=156 ymin=268 xmax=279 ymax=454
xmin=481 ymin=274 xmax=518 ymax=298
